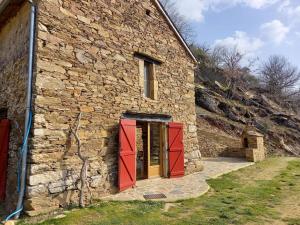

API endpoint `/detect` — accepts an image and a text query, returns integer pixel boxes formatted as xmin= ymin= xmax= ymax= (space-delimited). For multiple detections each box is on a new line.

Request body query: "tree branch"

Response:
xmin=71 ymin=112 xmax=92 ymax=207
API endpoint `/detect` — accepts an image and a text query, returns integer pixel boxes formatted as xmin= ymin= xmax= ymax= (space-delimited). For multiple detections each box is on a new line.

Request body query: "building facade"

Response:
xmin=0 ymin=0 xmax=202 ymax=216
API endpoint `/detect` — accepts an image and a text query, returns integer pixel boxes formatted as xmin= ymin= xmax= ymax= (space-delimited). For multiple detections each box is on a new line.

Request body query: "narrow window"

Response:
xmin=144 ymin=61 xmax=152 ymax=98
xmin=135 ymin=52 xmax=160 ymax=100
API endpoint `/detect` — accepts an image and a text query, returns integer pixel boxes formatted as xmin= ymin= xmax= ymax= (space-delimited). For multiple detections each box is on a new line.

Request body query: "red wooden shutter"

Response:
xmin=0 ymin=119 xmax=10 ymax=201
xmin=118 ymin=119 xmax=136 ymax=192
xmin=168 ymin=122 xmax=184 ymax=178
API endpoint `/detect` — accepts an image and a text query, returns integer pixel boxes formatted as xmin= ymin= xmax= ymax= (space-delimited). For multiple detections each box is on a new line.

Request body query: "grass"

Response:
xmin=19 ymin=157 xmax=300 ymax=225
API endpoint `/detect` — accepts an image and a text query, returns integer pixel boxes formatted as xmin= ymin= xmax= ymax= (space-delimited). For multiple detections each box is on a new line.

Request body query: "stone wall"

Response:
xmin=0 ymin=2 xmax=30 ymax=212
xmin=245 ymin=136 xmax=266 ymax=162
xmin=26 ymin=0 xmax=201 ymax=214
xmin=220 ymin=147 xmax=245 ymax=158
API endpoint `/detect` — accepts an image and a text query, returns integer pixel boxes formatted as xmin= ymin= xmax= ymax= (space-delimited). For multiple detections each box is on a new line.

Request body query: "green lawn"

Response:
xmin=19 ymin=157 xmax=300 ymax=225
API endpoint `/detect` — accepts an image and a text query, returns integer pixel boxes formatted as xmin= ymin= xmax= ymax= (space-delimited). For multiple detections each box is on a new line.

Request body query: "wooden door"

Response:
xmin=168 ymin=122 xmax=184 ymax=178
xmin=118 ymin=119 xmax=136 ymax=191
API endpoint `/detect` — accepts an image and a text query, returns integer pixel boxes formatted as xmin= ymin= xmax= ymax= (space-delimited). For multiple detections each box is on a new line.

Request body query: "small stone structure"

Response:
xmin=218 ymin=125 xmax=266 ymax=162
xmin=242 ymin=128 xmax=266 ymax=162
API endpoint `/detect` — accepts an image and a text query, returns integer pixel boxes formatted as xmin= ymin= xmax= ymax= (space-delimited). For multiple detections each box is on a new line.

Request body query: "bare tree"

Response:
xmin=217 ymin=46 xmax=244 ymax=75
xmin=209 ymin=45 xmax=246 ymax=97
xmin=260 ymin=55 xmax=300 ymax=100
xmin=190 ymin=43 xmax=212 ymax=64
xmin=295 ymin=92 xmax=300 ymax=114
xmin=288 ymin=90 xmax=300 ymax=114
xmin=160 ymin=0 xmax=195 ymax=43
xmin=209 ymin=46 xmax=226 ymax=68
xmin=197 ymin=43 xmax=211 ymax=54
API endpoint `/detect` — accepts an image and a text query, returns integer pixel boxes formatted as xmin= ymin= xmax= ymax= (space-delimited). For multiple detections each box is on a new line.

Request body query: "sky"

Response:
xmin=170 ymin=0 xmax=300 ymax=67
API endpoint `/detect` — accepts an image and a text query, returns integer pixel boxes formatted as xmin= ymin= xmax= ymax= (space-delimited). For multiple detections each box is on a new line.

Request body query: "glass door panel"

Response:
xmin=148 ymin=123 xmax=162 ymax=178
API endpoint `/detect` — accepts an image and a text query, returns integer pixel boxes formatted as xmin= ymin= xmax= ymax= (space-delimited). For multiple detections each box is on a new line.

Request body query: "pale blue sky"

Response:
xmin=171 ymin=0 xmax=300 ymax=67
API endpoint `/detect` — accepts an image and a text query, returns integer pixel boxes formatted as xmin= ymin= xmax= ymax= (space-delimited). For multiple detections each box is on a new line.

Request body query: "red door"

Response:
xmin=118 ymin=119 xmax=136 ymax=191
xmin=168 ymin=122 xmax=184 ymax=178
xmin=0 ymin=119 xmax=10 ymax=201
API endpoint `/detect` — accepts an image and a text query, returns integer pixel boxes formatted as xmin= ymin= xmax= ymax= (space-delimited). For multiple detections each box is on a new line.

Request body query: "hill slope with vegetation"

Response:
xmin=193 ymin=47 xmax=300 ymax=157
xmin=160 ymin=0 xmax=300 ymax=157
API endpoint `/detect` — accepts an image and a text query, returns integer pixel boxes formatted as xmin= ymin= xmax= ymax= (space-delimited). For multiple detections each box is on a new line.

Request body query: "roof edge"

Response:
xmin=152 ymin=0 xmax=198 ymax=64
xmin=0 ymin=0 xmax=11 ymax=15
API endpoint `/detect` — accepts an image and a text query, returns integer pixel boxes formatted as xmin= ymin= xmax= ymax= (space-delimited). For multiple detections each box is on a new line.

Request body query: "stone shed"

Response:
xmin=242 ymin=128 xmax=265 ymax=162
xmin=0 ymin=0 xmax=202 ymax=217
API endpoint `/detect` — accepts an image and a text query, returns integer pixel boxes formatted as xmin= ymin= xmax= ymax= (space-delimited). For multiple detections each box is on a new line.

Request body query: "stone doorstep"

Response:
xmin=102 ymin=158 xmax=254 ymax=203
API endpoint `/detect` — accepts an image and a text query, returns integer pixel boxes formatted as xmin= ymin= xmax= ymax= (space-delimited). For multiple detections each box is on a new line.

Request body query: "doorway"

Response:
xmin=118 ymin=118 xmax=184 ymax=192
xmin=136 ymin=122 xmax=165 ymax=180
xmin=136 ymin=121 xmax=164 ymax=180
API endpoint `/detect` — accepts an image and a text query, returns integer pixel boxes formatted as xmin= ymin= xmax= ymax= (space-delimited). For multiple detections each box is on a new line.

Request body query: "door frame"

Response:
xmin=135 ymin=121 xmax=168 ymax=179
xmin=119 ymin=116 xmax=185 ymax=192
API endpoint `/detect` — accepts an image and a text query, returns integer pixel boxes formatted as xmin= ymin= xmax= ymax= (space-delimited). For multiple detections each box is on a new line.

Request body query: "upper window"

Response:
xmin=144 ymin=61 xmax=152 ymax=98
xmin=135 ymin=52 xmax=161 ymax=100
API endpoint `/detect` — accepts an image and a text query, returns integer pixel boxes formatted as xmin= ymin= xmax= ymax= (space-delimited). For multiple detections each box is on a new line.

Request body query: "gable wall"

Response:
xmin=27 ymin=0 xmax=202 ymax=214
xmin=0 ymin=2 xmax=30 ymax=212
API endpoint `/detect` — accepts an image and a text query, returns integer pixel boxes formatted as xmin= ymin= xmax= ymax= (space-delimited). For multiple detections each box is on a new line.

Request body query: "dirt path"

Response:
xmin=278 ymin=194 xmax=300 ymax=222
xmin=245 ymin=157 xmax=300 ymax=225
xmin=103 ymin=157 xmax=253 ymax=202
xmin=237 ymin=157 xmax=296 ymax=184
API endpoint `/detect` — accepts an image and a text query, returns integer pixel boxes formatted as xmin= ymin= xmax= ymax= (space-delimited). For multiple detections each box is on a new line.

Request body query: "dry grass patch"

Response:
xmin=236 ymin=157 xmax=296 ymax=183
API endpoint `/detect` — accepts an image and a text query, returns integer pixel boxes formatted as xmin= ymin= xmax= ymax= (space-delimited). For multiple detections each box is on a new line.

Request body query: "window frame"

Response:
xmin=136 ymin=53 xmax=160 ymax=101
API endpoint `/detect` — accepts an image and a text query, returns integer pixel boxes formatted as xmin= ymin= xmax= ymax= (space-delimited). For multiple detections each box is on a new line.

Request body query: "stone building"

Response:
xmin=0 ymin=0 xmax=202 ymax=216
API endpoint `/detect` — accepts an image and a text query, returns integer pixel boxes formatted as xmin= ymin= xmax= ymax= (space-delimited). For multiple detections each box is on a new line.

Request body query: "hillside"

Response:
xmin=195 ymin=72 xmax=300 ymax=157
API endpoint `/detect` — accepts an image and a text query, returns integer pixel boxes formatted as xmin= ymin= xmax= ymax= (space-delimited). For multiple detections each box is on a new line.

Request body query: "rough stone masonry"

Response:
xmin=0 ymin=2 xmax=30 ymax=213
xmin=0 ymin=0 xmax=202 ymax=216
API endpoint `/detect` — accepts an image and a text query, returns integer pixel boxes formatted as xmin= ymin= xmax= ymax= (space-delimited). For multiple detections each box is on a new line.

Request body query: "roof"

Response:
xmin=0 ymin=0 xmax=198 ymax=63
xmin=242 ymin=128 xmax=264 ymax=137
xmin=0 ymin=0 xmax=11 ymax=17
xmin=246 ymin=130 xmax=264 ymax=137
xmin=152 ymin=0 xmax=198 ymax=63
xmin=0 ymin=0 xmax=25 ymax=29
